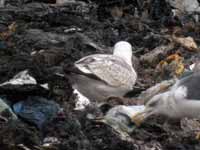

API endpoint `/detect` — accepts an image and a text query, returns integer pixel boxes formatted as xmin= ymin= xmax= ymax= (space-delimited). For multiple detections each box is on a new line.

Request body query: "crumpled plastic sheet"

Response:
xmin=13 ymin=96 xmax=60 ymax=129
xmin=100 ymin=105 xmax=145 ymax=138
xmin=0 ymin=70 xmax=37 ymax=86
xmin=0 ymin=97 xmax=17 ymax=120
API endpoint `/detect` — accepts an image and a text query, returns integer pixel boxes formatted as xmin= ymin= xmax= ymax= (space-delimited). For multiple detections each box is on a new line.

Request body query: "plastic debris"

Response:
xmin=190 ymin=61 xmax=200 ymax=72
xmin=99 ymin=105 xmax=145 ymax=134
xmin=140 ymin=44 xmax=174 ymax=65
xmin=172 ymin=36 xmax=199 ymax=51
xmin=17 ymin=144 xmax=32 ymax=150
xmin=43 ymin=137 xmax=61 ymax=147
xmin=13 ymin=96 xmax=60 ymax=129
xmin=181 ymin=118 xmax=200 ymax=140
xmin=167 ymin=0 xmax=200 ymax=15
xmin=0 ymin=22 xmax=16 ymax=40
xmin=2 ymin=0 xmax=200 ymax=148
xmin=0 ymin=98 xmax=17 ymax=120
xmin=156 ymin=54 xmax=185 ymax=77
xmin=0 ymin=70 xmax=37 ymax=86
xmin=0 ymin=41 xmax=7 ymax=49
xmin=40 ymin=83 xmax=49 ymax=90
xmin=0 ymin=70 xmax=49 ymax=94
xmin=190 ymin=63 xmax=196 ymax=71
xmin=73 ymin=89 xmax=90 ymax=110
xmin=64 ymin=27 xmax=82 ymax=33
xmin=110 ymin=6 xmax=123 ymax=20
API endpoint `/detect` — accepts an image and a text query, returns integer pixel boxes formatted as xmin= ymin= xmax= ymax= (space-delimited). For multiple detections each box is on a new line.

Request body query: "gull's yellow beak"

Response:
xmin=131 ymin=111 xmax=145 ymax=126
xmin=131 ymin=108 xmax=153 ymax=126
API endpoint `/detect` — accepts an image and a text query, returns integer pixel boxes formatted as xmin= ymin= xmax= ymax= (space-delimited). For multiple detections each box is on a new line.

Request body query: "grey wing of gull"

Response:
xmin=173 ymin=72 xmax=200 ymax=100
xmin=75 ymin=54 xmax=136 ymax=88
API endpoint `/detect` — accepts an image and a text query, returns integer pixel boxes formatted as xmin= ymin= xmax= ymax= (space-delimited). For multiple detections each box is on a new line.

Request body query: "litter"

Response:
xmin=13 ymin=96 xmax=61 ymax=129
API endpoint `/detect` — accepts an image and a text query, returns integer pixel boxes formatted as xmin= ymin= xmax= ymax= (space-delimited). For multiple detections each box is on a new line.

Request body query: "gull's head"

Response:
xmin=113 ymin=41 xmax=133 ymax=66
xmin=145 ymin=93 xmax=168 ymax=116
xmin=131 ymin=92 xmax=172 ymax=126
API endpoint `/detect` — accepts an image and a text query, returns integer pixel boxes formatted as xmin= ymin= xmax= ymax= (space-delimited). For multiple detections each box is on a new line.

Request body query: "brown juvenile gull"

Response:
xmin=66 ymin=41 xmax=137 ymax=103
xmin=132 ymin=72 xmax=200 ymax=125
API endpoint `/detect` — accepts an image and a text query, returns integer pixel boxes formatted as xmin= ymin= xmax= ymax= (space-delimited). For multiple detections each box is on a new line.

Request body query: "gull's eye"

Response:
xmin=148 ymin=100 xmax=158 ymax=107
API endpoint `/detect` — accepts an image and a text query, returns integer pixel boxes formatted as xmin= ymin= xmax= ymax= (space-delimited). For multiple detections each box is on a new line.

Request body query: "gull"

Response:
xmin=65 ymin=41 xmax=137 ymax=103
xmin=132 ymin=72 xmax=200 ymax=125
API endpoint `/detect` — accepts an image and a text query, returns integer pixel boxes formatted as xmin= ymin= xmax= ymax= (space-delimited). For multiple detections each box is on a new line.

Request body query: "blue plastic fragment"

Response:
xmin=13 ymin=96 xmax=60 ymax=129
xmin=0 ymin=41 xmax=7 ymax=49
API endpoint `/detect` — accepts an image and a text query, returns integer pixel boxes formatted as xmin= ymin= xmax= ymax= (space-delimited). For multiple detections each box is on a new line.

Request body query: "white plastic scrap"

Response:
xmin=43 ymin=137 xmax=60 ymax=147
xmin=102 ymin=105 xmax=145 ymax=137
xmin=17 ymin=144 xmax=32 ymax=150
xmin=40 ymin=83 xmax=49 ymax=90
xmin=0 ymin=70 xmax=49 ymax=90
xmin=0 ymin=70 xmax=37 ymax=86
xmin=167 ymin=0 xmax=200 ymax=14
xmin=73 ymin=89 xmax=90 ymax=110
xmin=64 ymin=27 xmax=82 ymax=33
xmin=105 ymin=105 xmax=145 ymax=120
xmin=120 ymin=105 xmax=145 ymax=118
xmin=190 ymin=63 xmax=196 ymax=71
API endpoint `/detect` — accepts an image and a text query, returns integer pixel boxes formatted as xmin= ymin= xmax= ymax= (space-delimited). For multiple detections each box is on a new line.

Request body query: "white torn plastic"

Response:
xmin=30 ymin=51 xmax=37 ymax=56
xmin=190 ymin=63 xmax=196 ymax=71
xmin=0 ymin=70 xmax=50 ymax=91
xmin=73 ymin=89 xmax=90 ymax=110
xmin=167 ymin=0 xmax=200 ymax=16
xmin=17 ymin=144 xmax=32 ymax=150
xmin=43 ymin=137 xmax=60 ymax=147
xmin=64 ymin=27 xmax=82 ymax=33
xmin=0 ymin=70 xmax=37 ymax=86
xmin=189 ymin=62 xmax=200 ymax=72
xmin=40 ymin=83 xmax=49 ymax=90
xmin=105 ymin=105 xmax=145 ymax=120
xmin=101 ymin=105 xmax=145 ymax=135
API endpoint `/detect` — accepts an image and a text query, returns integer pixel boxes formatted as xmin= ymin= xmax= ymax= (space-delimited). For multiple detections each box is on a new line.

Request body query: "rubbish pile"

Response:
xmin=1 ymin=0 xmax=200 ymax=149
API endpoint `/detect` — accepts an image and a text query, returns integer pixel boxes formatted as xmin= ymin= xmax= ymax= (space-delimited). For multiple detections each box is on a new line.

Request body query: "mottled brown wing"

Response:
xmin=75 ymin=54 xmax=136 ymax=88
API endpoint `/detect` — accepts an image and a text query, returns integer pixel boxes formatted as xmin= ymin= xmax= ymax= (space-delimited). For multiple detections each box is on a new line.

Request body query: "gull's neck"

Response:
xmin=114 ymin=53 xmax=132 ymax=67
xmin=176 ymin=100 xmax=200 ymax=119
xmin=124 ymin=58 xmax=133 ymax=67
xmin=113 ymin=49 xmax=133 ymax=67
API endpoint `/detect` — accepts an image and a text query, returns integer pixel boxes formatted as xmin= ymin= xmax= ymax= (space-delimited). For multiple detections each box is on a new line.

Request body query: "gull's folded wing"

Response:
xmin=75 ymin=54 xmax=136 ymax=88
